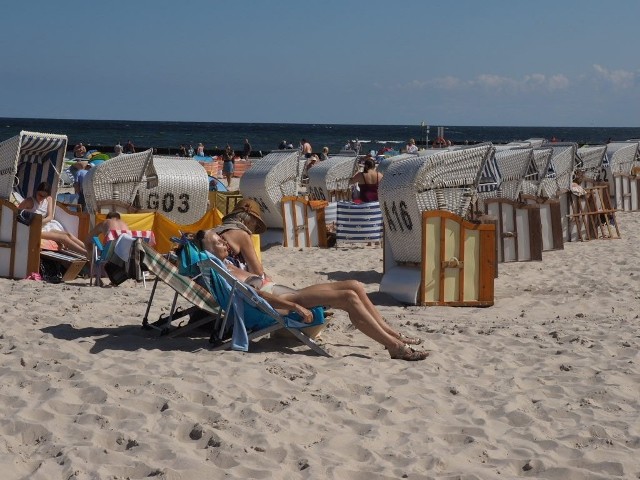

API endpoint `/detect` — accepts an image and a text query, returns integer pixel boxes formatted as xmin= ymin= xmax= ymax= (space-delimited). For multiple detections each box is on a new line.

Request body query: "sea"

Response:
xmin=2 ymin=117 xmax=639 ymax=156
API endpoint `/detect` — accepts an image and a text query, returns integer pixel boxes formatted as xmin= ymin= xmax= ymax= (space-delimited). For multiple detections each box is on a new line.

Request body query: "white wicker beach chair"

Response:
xmin=84 ymin=152 xmax=209 ymax=224
xmin=575 ymin=145 xmax=607 ymax=183
xmin=307 ymin=153 xmax=358 ymax=202
xmin=604 ymin=141 xmax=640 ymax=209
xmin=377 ymin=153 xmax=419 ymax=175
xmin=520 ymin=148 xmax=553 ymax=198
xmin=476 ymin=147 xmax=535 ymax=207
xmin=140 ymin=156 xmax=209 ymax=224
xmin=542 ymin=143 xmax=577 ymax=198
xmin=379 ymin=143 xmax=495 ymax=264
xmin=83 ymin=149 xmax=155 ymax=214
xmin=0 ymin=130 xmax=68 ymax=202
xmin=238 ymin=150 xmax=303 ymax=229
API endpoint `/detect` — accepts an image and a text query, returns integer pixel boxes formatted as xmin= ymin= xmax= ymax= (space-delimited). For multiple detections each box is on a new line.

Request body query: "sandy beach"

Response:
xmin=1 ymin=206 xmax=639 ymax=479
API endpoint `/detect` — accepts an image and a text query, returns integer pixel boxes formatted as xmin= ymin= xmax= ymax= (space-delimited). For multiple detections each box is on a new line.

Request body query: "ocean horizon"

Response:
xmin=2 ymin=117 xmax=639 ymax=156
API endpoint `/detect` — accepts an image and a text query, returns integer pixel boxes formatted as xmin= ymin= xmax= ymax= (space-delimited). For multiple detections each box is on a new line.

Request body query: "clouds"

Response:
xmin=389 ymin=63 xmax=640 ymax=101
xmin=592 ymin=64 xmax=636 ymax=90
xmin=393 ymin=71 xmax=572 ymax=94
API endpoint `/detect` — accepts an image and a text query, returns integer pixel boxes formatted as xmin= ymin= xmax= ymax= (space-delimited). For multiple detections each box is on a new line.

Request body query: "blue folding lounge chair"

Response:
xmin=196 ymin=255 xmax=331 ymax=357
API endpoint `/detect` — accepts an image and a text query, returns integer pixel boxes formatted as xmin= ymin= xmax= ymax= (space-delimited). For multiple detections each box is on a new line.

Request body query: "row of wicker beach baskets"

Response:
xmin=1 ymin=131 xmax=638 ymax=307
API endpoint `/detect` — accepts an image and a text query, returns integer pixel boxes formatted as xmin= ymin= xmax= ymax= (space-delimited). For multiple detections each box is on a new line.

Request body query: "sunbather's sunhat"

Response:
xmin=222 ymin=199 xmax=267 ymax=234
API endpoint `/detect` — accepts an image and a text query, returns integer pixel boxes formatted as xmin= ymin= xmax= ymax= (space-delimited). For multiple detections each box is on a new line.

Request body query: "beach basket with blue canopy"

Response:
xmin=0 ymin=130 xmax=68 ymax=204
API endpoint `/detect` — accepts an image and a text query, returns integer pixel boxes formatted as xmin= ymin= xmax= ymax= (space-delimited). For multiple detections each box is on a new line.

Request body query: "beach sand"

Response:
xmin=1 ymin=209 xmax=639 ymax=479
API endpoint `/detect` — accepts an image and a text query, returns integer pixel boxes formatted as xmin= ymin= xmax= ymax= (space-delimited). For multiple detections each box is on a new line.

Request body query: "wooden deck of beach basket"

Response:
xmin=381 ymin=210 xmax=496 ymax=306
xmin=239 ymin=150 xmax=303 ymax=229
xmin=477 ymin=147 xmax=544 ymax=263
xmin=84 ymin=153 xmax=210 ymax=225
xmin=307 ymin=153 xmax=358 ymax=202
xmin=378 ymin=143 xmax=497 ymax=305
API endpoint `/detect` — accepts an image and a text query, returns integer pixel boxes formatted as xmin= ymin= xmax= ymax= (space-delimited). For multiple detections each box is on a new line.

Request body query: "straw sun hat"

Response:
xmin=222 ymin=199 xmax=267 ymax=234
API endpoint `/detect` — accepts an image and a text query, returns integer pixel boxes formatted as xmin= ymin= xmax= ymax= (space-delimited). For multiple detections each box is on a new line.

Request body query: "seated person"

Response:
xmin=73 ymin=142 xmax=87 ymax=158
xmin=18 ymin=182 xmax=87 ymax=256
xmin=214 ymin=199 xmax=269 ymax=279
xmin=197 ymin=230 xmax=429 ymax=361
xmin=85 ymin=211 xmax=129 ymax=253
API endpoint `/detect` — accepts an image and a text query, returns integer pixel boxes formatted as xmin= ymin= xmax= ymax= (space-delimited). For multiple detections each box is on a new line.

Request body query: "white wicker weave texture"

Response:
xmin=307 ymin=155 xmax=358 ymax=201
xmin=83 ymin=149 xmax=154 ymax=214
xmin=607 ymin=142 xmax=639 ymax=175
xmin=140 ymin=157 xmax=209 ymax=224
xmin=379 ymin=144 xmax=494 ymax=264
xmin=239 ymin=150 xmax=301 ymax=229
xmin=477 ymin=147 xmax=534 ymax=206
xmin=544 ymin=143 xmax=576 ymax=196
xmin=576 ymin=145 xmax=607 ymax=181
xmin=521 ymin=148 xmax=552 ymax=198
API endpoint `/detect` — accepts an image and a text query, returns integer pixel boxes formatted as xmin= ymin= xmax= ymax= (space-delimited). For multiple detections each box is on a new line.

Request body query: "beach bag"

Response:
xmin=17 ymin=210 xmax=37 ymax=226
xmin=39 ymin=258 xmax=63 ymax=284
xmin=351 ymin=184 xmax=360 ymax=201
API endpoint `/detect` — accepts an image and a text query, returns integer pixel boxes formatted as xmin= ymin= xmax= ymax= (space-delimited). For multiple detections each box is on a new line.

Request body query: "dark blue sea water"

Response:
xmin=1 ymin=118 xmax=638 ymax=155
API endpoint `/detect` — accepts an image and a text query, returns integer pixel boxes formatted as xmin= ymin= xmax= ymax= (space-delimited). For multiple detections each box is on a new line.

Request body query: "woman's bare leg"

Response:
xmin=297 ymin=280 xmax=410 ymax=340
xmin=42 ymin=231 xmax=87 ymax=256
xmin=279 ymin=287 xmax=427 ymax=360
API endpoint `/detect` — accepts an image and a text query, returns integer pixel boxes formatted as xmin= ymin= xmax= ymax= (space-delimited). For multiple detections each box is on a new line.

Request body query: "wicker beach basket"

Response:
xmin=0 ymin=130 xmax=68 ymax=203
xmin=238 ymin=150 xmax=303 ymax=229
xmin=532 ymin=142 xmax=574 ymax=199
xmin=521 ymin=147 xmax=554 ymax=198
xmin=476 ymin=147 xmax=536 ymax=207
xmin=307 ymin=153 xmax=358 ymax=202
xmin=575 ymin=145 xmax=607 ymax=182
xmin=84 ymin=152 xmax=209 ymax=224
xmin=378 ymin=143 xmax=495 ymax=264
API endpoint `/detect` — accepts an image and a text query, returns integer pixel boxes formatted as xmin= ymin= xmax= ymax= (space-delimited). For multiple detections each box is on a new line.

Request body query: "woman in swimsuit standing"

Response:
xmin=350 ymin=157 xmax=383 ymax=203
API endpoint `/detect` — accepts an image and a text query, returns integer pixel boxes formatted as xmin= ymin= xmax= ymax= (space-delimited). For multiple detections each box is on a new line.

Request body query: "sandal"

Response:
xmin=389 ymin=344 xmax=430 ymax=361
xmin=397 ymin=332 xmax=423 ymax=345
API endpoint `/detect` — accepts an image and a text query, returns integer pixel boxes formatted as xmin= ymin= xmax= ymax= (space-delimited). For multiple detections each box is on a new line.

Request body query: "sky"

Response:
xmin=1 ymin=0 xmax=639 ymax=127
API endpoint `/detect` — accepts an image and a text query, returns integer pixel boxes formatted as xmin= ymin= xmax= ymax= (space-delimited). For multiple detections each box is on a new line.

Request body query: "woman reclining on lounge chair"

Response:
xmin=196 ymin=229 xmax=429 ymax=361
xmin=18 ymin=182 xmax=87 ymax=256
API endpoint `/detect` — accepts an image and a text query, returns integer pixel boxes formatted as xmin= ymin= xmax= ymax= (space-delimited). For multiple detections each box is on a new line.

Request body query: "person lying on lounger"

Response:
xmin=18 ymin=181 xmax=88 ymax=256
xmin=196 ymin=229 xmax=429 ymax=361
